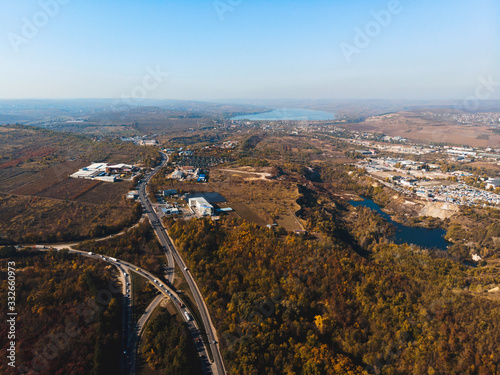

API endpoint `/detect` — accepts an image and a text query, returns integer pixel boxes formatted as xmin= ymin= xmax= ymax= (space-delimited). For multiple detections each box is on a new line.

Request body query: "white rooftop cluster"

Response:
xmin=70 ymin=163 xmax=134 ymax=182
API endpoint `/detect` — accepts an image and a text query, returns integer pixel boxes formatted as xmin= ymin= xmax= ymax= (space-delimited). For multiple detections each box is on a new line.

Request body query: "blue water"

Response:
xmin=231 ymin=108 xmax=336 ymax=121
xmin=350 ymin=198 xmax=449 ymax=250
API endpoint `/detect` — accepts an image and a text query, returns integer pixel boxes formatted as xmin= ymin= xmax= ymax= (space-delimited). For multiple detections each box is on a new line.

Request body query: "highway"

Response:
xmin=138 ymin=152 xmax=226 ymax=375
xmin=137 ymin=153 xmax=175 ymax=284
xmin=119 ymin=265 xmax=132 ymax=373
xmin=27 ymin=152 xmax=226 ymax=375
xmin=33 ymin=246 xmax=214 ymax=375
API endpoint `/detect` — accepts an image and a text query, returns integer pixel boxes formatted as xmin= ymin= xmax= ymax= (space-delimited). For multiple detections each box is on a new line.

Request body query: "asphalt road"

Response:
xmin=138 ymin=153 xmax=226 ymax=375
xmin=33 ymin=246 xmax=214 ymax=375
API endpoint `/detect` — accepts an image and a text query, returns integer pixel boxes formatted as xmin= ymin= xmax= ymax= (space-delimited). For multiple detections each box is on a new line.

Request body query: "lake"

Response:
xmin=349 ymin=198 xmax=449 ymax=250
xmin=231 ymin=108 xmax=336 ymax=121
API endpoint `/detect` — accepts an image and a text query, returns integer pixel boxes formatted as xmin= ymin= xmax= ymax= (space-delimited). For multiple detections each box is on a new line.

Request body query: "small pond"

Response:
xmin=350 ymin=198 xmax=449 ymax=250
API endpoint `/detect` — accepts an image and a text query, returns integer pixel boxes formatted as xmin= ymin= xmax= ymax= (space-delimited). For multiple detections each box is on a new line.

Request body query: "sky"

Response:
xmin=0 ymin=0 xmax=499 ymax=101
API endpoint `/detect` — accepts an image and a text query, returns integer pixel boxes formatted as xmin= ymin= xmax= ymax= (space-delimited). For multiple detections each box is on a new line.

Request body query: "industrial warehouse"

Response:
xmin=188 ymin=197 xmax=214 ymax=216
xmin=70 ymin=163 xmax=138 ymax=182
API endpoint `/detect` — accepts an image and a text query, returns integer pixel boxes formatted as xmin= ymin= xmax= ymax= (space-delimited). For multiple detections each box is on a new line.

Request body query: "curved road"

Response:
xmin=33 ymin=247 xmax=214 ymax=374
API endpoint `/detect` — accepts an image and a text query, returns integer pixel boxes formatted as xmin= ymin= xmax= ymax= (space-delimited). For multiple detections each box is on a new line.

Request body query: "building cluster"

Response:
xmin=201 ymin=140 xmax=239 ymax=150
xmin=414 ymin=184 xmax=500 ymax=207
xmin=486 ymin=178 xmax=500 ymax=190
xmin=71 ymin=163 xmax=138 ymax=182
xmin=361 ymin=157 xmax=441 ymax=174
xmin=169 ymin=166 xmax=207 ymax=182
xmin=121 ymin=136 xmax=158 ymax=146
xmin=358 ymin=156 xmax=500 ymax=208
xmin=430 ymin=112 xmax=500 ymax=126
xmin=177 ymin=155 xmax=227 ymax=168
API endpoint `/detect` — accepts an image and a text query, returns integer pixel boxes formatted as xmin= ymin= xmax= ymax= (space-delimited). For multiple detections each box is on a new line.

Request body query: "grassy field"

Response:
xmin=8 ymin=164 xmax=95 ymax=195
xmin=0 ymin=193 xmax=133 ymax=244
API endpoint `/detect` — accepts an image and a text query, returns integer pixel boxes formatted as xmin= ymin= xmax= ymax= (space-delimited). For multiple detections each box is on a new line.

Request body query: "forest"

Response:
xmin=166 ymin=215 xmax=500 ymax=375
xmin=141 ymin=307 xmax=203 ymax=375
xmin=76 ymin=221 xmax=165 ymax=275
xmin=0 ymin=249 xmax=122 ymax=375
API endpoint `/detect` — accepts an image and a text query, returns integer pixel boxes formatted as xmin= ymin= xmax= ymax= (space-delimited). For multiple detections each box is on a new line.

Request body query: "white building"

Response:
xmin=188 ymin=197 xmax=214 ymax=216
xmin=486 ymin=178 xmax=500 ymax=190
xmin=170 ymin=170 xmax=184 ymax=179
xmin=138 ymin=140 xmax=158 ymax=146
xmin=70 ymin=162 xmax=131 ymax=182
xmin=94 ymin=175 xmax=117 ymax=182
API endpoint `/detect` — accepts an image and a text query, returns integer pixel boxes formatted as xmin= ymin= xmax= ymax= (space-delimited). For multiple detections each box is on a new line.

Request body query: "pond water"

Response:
xmin=231 ymin=108 xmax=336 ymax=121
xmin=349 ymin=198 xmax=449 ymax=250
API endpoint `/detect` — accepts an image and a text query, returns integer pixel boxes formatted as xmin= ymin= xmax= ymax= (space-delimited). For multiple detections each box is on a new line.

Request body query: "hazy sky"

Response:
xmin=1 ymin=0 xmax=499 ymax=101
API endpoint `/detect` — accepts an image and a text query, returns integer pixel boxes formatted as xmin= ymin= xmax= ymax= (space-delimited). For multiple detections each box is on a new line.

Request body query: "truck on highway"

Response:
xmin=184 ymin=311 xmax=193 ymax=321
xmin=109 ymin=257 xmax=118 ymax=262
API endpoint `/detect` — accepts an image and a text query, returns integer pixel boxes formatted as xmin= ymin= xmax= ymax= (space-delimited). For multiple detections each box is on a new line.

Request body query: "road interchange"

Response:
xmin=25 ymin=151 xmax=226 ymax=375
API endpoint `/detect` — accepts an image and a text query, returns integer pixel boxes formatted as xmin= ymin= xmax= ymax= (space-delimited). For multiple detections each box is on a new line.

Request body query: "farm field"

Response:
xmin=76 ymin=180 xmax=131 ymax=205
xmin=0 ymin=193 xmax=133 ymax=244
xmin=0 ymin=168 xmax=38 ymax=192
xmin=0 ymin=125 xmax=149 ymax=243
xmin=3 ymin=161 xmax=131 ymax=205
xmin=347 ymin=112 xmax=500 ymax=147
xmin=6 ymin=161 xmax=90 ymax=195
xmin=229 ymin=202 xmax=268 ymax=227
